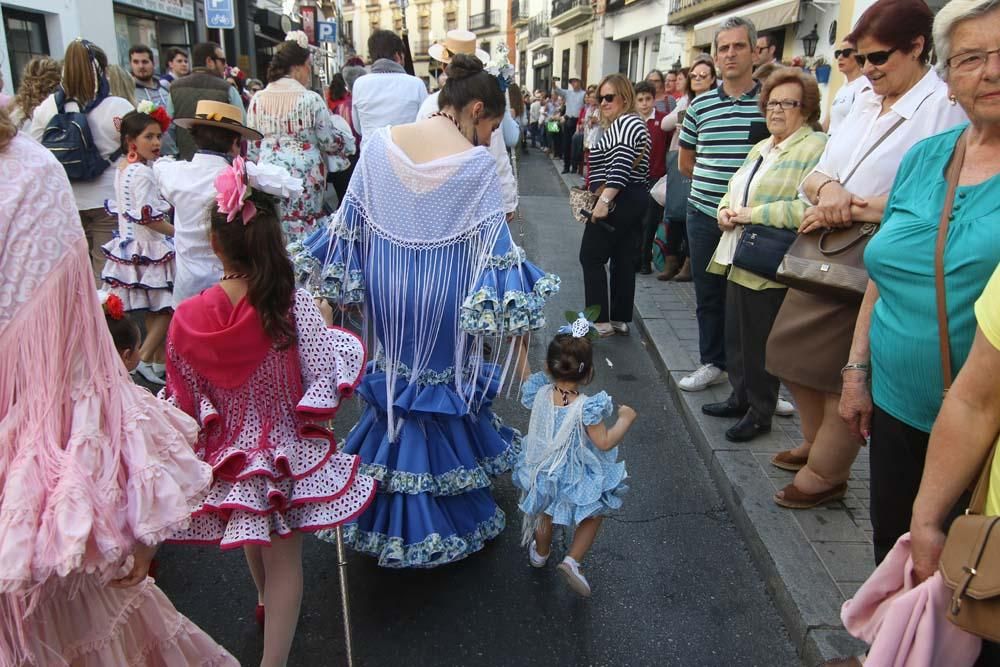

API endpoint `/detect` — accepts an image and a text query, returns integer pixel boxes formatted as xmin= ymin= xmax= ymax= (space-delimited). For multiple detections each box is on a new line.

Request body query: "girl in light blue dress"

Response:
xmin=515 ymin=313 xmax=636 ymax=596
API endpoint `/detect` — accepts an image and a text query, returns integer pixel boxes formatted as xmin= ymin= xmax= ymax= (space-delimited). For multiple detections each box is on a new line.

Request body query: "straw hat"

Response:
xmin=428 ymin=30 xmax=490 ymax=65
xmin=173 ymin=100 xmax=262 ymax=140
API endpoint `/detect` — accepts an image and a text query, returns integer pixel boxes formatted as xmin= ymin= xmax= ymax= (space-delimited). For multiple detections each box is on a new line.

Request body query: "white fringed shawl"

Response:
xmin=317 ymin=127 xmax=511 ymax=442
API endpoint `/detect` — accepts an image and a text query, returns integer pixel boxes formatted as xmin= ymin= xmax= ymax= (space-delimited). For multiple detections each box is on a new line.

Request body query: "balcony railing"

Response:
xmin=468 ymin=9 xmax=501 ymax=31
xmin=552 ymin=0 xmax=591 ymax=18
xmin=511 ymin=0 xmax=529 ymax=25
xmin=411 ymin=36 xmax=431 ymax=59
xmin=528 ymin=14 xmax=549 ymax=42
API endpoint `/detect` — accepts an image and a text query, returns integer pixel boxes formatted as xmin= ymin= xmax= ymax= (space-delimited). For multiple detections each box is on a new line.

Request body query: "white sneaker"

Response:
xmin=557 ymin=556 xmax=592 ymax=597
xmin=610 ymin=321 xmax=629 ymax=336
xmin=528 ymin=540 xmax=549 ymax=568
xmin=775 ymin=398 xmax=796 ymax=417
xmin=151 ymin=362 xmax=167 ymax=377
xmin=135 ymin=361 xmax=166 ymax=386
xmin=678 ymin=364 xmax=727 ymax=392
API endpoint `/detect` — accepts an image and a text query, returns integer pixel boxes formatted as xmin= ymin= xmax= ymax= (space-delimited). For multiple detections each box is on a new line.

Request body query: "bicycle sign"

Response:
xmin=205 ymin=0 xmax=235 ymax=29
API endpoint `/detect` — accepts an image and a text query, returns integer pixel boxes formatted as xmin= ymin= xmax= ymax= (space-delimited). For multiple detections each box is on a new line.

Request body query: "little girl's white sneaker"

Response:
xmin=557 ymin=556 xmax=591 ymax=597
xmin=528 ymin=540 xmax=549 ymax=568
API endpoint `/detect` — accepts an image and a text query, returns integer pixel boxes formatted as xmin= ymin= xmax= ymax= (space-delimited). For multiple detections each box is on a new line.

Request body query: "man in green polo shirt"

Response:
xmin=678 ymin=17 xmax=768 ymax=394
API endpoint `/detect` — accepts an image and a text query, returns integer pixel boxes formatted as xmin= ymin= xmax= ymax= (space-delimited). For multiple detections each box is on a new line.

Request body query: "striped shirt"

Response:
xmin=679 ymin=82 xmax=768 ymax=216
xmin=588 ymin=113 xmax=650 ymax=190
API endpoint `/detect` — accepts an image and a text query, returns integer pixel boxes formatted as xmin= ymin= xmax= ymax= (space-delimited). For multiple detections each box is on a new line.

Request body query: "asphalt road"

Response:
xmin=155 ymin=147 xmax=800 ymax=667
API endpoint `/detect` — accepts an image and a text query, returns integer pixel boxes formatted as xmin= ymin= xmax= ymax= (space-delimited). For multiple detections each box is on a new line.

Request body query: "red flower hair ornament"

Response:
xmin=100 ymin=292 xmax=126 ymax=320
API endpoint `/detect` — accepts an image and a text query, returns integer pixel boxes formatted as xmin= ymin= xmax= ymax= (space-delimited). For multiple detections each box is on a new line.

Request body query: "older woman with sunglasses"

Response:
xmin=824 ymin=39 xmax=868 ymax=135
xmin=766 ymin=0 xmax=967 ymax=514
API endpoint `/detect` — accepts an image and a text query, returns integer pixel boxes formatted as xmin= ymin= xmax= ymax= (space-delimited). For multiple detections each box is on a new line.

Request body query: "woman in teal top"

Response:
xmin=842 ymin=0 xmax=1000 ymax=566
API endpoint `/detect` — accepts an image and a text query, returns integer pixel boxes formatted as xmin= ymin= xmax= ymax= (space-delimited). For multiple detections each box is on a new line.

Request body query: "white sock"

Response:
xmin=151 ymin=362 xmax=166 ymax=374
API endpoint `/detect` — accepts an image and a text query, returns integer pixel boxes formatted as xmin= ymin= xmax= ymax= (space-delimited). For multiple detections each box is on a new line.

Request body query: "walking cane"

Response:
xmin=334 ymin=525 xmax=355 ymax=667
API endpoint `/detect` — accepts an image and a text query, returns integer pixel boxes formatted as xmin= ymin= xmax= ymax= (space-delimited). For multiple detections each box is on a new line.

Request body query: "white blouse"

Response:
xmin=806 ymin=68 xmax=966 ymax=199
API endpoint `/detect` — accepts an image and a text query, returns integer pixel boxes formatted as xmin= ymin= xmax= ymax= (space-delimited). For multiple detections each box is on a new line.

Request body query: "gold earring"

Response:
xmin=948 ymin=95 xmax=957 ymax=106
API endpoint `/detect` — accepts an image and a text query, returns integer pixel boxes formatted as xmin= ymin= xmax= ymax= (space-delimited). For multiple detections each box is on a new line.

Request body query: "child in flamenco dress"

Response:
xmin=161 ymin=158 xmax=376 ymax=667
xmin=101 ymin=105 xmax=176 ymax=385
xmin=515 ymin=311 xmax=636 ymax=597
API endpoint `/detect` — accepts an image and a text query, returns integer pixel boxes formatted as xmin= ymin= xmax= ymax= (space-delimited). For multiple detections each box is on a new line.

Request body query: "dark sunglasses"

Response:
xmin=598 ymin=93 xmax=617 ymax=103
xmin=854 ymin=47 xmax=898 ymax=67
xmin=834 ymin=48 xmax=855 ymax=59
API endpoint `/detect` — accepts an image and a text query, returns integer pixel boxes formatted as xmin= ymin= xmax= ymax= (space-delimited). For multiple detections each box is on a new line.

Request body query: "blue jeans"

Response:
xmin=686 ymin=204 xmax=727 ymax=370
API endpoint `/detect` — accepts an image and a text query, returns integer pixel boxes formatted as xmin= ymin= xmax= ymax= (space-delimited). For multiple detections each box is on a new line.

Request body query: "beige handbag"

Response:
xmin=569 ymin=186 xmax=600 ymax=224
xmin=934 ymin=128 xmax=1000 ymax=642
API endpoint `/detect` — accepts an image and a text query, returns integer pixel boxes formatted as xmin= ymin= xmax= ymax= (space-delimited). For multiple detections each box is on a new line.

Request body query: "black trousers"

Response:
xmin=571 ymin=133 xmax=585 ymax=172
xmin=640 ymin=195 xmax=664 ymax=267
xmin=725 ymin=282 xmax=786 ymax=424
xmin=579 ymin=183 xmax=645 ymax=323
xmin=869 ymin=404 xmax=969 ymax=564
xmin=562 ymin=116 xmax=579 ymax=170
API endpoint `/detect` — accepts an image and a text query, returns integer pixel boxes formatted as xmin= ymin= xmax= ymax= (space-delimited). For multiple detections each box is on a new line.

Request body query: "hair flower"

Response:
xmin=214 ymin=156 xmax=256 ymax=225
xmin=100 ymin=291 xmax=126 ymax=320
xmin=136 ymin=99 xmax=156 ymax=114
xmin=285 ymin=30 xmax=310 ymax=50
xmin=557 ymin=306 xmax=600 ymax=339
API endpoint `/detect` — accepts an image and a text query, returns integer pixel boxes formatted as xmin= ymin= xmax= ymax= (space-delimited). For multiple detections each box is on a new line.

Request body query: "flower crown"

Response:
xmin=214 ymin=157 xmax=303 ymax=225
xmin=557 ymin=306 xmax=600 ymax=340
xmin=135 ymin=100 xmax=172 ymax=133
xmin=285 ymin=30 xmax=310 ymax=50
xmin=100 ymin=291 xmax=125 ymax=320
xmin=486 ymin=43 xmax=515 ymax=93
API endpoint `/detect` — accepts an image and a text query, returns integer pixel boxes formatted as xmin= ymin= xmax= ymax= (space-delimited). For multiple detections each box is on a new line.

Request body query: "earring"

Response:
xmin=127 ymin=145 xmax=139 ymax=163
xmin=948 ymin=95 xmax=957 ymax=106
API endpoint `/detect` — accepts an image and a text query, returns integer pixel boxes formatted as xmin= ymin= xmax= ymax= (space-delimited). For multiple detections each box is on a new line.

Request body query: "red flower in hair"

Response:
xmin=103 ymin=294 xmax=125 ymax=320
xmin=149 ymin=106 xmax=172 ymax=134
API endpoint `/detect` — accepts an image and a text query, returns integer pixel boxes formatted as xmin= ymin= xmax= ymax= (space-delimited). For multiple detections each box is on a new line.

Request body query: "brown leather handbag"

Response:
xmin=776 ymin=93 xmax=932 ymax=300
xmin=932 ymin=129 xmax=1000 ymax=642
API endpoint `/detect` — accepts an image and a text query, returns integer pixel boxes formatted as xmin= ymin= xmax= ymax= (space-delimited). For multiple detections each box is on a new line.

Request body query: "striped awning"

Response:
xmin=692 ymin=0 xmax=800 ymax=46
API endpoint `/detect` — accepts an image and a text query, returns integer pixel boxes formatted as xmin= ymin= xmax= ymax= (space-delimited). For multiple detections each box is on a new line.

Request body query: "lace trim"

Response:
xmin=459 ymin=273 xmax=560 ymax=336
xmin=289 ymin=243 xmax=365 ymax=305
xmin=326 ymin=505 xmax=506 ymax=568
xmin=372 ymin=357 xmax=456 ymax=386
xmin=485 ymin=244 xmax=527 ymax=270
xmin=102 ymin=244 xmax=175 ymax=266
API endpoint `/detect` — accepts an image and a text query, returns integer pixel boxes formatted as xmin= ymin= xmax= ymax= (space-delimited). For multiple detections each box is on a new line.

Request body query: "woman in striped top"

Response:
xmin=580 ymin=74 xmax=650 ymax=337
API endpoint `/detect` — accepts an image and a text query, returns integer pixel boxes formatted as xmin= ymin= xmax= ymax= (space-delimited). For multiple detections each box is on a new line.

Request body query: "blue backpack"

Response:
xmin=41 ymin=89 xmax=120 ymax=182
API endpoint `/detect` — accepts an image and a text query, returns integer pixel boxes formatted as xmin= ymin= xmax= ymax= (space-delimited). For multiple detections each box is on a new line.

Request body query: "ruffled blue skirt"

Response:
xmin=320 ymin=363 xmax=520 ymax=568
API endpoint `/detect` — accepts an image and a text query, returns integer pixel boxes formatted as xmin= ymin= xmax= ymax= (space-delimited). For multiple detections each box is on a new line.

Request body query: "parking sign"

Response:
xmin=317 ymin=21 xmax=337 ymax=43
xmin=205 ymin=0 xmax=235 ymax=29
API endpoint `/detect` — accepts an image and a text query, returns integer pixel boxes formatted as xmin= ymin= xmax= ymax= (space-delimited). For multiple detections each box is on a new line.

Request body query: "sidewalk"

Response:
xmin=545 ymin=154 xmax=872 ymax=666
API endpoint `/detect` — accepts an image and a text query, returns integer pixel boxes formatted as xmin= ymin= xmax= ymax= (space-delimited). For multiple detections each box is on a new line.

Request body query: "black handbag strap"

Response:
xmin=839 ymin=91 xmax=933 ymax=187
xmin=741 ymin=156 xmax=765 ymax=207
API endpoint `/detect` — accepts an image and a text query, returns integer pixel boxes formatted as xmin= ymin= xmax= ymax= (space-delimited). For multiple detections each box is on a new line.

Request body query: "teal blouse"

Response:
xmin=866 ymin=124 xmax=1000 ymax=432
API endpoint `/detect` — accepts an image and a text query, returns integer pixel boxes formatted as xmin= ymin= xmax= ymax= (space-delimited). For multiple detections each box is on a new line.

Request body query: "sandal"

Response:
xmin=770 ymin=450 xmax=809 ymax=472
xmin=774 ymin=481 xmax=848 ymax=509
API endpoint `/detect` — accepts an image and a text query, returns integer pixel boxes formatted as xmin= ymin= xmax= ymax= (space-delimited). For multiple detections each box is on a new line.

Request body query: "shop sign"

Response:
xmin=116 ymin=0 xmax=195 ymax=21
xmin=317 ymin=21 xmax=337 ymax=43
xmin=300 ymin=6 xmax=317 ymax=44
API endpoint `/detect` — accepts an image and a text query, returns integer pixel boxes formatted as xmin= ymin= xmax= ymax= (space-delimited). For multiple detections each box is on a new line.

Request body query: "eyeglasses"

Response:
xmin=834 ymin=48 xmax=855 ymax=59
xmin=765 ymin=99 xmax=802 ymax=111
xmin=947 ymin=47 xmax=1000 ymax=73
xmin=647 ymin=77 xmax=663 ymax=84
xmin=598 ymin=93 xmax=617 ymax=103
xmin=854 ymin=47 xmax=898 ymax=67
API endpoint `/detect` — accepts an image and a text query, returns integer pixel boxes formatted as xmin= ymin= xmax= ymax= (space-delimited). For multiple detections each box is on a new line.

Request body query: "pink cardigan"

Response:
xmin=841 ymin=532 xmax=981 ymax=667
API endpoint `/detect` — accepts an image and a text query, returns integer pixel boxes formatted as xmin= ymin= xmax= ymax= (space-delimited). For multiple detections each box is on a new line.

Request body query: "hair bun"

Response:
xmin=446 ymin=53 xmax=485 ymax=81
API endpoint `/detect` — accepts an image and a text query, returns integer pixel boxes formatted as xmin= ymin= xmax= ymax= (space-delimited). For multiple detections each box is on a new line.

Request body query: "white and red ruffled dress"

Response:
xmin=162 ymin=287 xmax=376 ymax=548
xmin=101 ymin=161 xmax=175 ymax=311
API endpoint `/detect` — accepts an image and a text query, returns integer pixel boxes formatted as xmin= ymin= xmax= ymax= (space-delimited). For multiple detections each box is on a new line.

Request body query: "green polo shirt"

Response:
xmin=679 ymin=82 xmax=768 ymax=217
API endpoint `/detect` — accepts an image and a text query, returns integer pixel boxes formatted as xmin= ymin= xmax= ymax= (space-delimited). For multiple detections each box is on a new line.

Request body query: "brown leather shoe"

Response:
xmin=771 ymin=449 xmax=809 ymax=471
xmin=774 ymin=482 xmax=848 ymax=509
xmin=656 ymin=256 xmax=681 ymax=281
xmin=672 ymin=258 xmax=692 ymax=282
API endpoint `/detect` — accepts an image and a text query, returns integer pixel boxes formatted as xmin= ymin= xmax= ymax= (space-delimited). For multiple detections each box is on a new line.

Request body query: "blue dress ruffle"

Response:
xmin=294 ymin=200 xmax=558 ymax=568
xmin=513 ymin=373 xmax=628 ymax=527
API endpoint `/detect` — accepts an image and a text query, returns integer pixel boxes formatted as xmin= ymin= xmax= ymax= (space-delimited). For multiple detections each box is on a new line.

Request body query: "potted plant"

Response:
xmin=813 ymin=56 xmax=831 ymax=84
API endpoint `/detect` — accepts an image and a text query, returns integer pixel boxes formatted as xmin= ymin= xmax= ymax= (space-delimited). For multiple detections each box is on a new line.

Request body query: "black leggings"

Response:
xmin=579 ymin=183 xmax=646 ymax=323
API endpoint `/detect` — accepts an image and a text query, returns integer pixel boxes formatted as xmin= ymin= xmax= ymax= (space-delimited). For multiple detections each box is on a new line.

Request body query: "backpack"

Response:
xmin=41 ymin=89 xmax=120 ymax=182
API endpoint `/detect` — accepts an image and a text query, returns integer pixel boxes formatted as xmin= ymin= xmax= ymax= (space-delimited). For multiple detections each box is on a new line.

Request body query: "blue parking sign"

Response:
xmin=317 ymin=21 xmax=337 ymax=43
xmin=205 ymin=0 xmax=235 ymax=29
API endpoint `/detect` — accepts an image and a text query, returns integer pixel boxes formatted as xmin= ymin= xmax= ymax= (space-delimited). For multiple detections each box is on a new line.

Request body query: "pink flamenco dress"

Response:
xmin=0 ymin=137 xmax=237 ymax=665
xmin=162 ymin=287 xmax=376 ymax=548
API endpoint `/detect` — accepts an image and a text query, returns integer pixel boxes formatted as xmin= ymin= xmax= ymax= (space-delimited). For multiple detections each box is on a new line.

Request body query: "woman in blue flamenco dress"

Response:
xmin=290 ymin=54 xmax=559 ymax=568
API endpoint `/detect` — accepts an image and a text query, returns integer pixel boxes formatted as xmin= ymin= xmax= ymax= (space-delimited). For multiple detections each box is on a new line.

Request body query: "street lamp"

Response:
xmin=801 ymin=24 xmax=819 ymax=58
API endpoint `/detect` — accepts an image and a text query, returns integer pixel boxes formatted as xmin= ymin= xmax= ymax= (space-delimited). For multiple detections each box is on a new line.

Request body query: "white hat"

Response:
xmin=428 ymin=30 xmax=490 ymax=65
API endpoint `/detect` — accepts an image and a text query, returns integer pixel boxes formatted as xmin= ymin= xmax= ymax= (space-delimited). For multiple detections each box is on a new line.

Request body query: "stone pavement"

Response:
xmin=545 ymin=155 xmax=873 ymax=665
